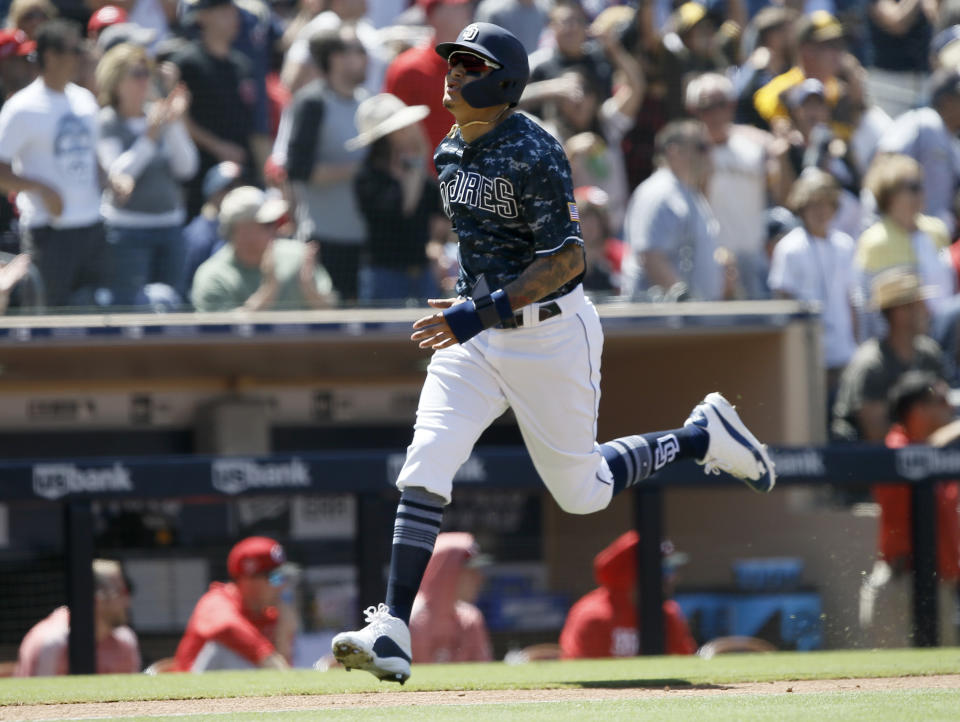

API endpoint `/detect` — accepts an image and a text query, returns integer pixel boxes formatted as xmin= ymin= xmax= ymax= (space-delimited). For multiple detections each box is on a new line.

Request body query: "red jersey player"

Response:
xmin=174 ymin=536 xmax=293 ymax=671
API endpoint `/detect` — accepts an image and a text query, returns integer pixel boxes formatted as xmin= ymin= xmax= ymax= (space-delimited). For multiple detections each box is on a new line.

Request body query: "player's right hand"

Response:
xmin=411 ymin=298 xmax=460 ymax=350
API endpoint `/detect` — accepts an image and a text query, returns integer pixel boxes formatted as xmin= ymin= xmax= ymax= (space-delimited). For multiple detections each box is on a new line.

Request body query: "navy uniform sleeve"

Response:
xmin=519 ymin=152 xmax=583 ymax=257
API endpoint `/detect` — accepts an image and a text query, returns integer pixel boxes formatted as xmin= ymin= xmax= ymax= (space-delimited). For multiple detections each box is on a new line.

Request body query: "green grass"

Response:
xmin=49 ymin=690 xmax=960 ymax=722
xmin=1 ymin=648 xmax=958 ymax=706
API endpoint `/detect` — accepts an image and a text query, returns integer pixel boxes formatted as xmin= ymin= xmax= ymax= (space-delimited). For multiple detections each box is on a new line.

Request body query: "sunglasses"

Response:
xmin=127 ymin=66 xmax=151 ymax=79
xmin=447 ymin=50 xmax=500 ymax=76
xmin=251 ymin=568 xmax=288 ymax=586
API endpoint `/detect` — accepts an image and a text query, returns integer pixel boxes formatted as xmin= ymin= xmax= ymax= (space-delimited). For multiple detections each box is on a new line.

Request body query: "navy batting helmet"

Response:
xmin=436 ymin=22 xmax=529 ymax=108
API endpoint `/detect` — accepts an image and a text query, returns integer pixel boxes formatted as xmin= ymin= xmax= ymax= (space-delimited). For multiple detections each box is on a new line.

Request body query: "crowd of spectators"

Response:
xmin=0 ymin=3 xmax=958 ymax=418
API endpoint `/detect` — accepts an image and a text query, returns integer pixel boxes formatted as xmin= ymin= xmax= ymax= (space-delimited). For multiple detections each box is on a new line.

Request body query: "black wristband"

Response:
xmin=442 ymin=288 xmax=514 ymax=343
xmin=443 ymin=300 xmax=484 ymax=343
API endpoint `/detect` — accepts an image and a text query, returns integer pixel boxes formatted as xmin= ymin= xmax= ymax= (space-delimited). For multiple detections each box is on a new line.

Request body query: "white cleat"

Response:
xmin=684 ymin=392 xmax=776 ymax=493
xmin=330 ymin=603 xmax=412 ymax=684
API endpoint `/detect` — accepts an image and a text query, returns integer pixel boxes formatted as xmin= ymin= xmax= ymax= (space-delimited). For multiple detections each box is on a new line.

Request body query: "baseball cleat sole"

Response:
xmin=332 ymin=640 xmax=409 ymax=684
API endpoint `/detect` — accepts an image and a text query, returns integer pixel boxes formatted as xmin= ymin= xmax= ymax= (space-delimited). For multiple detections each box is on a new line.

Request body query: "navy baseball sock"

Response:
xmin=384 ymin=487 xmax=445 ymax=625
xmin=603 ymin=426 xmax=709 ymax=496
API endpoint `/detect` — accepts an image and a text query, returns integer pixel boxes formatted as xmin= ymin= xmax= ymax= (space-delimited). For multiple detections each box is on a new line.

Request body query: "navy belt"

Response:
xmin=497 ymin=301 xmax=562 ymax=329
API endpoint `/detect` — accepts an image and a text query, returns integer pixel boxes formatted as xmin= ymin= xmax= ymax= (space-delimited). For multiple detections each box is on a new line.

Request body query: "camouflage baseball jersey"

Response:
xmin=435 ymin=112 xmax=585 ymax=302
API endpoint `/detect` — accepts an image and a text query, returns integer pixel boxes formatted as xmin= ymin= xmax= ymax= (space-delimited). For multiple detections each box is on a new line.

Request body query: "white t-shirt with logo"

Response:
xmin=0 ymin=78 xmax=101 ymax=229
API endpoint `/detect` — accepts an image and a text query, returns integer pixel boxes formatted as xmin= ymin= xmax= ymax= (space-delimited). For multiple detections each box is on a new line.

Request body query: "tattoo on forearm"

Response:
xmin=506 ymin=244 xmax=584 ymax=308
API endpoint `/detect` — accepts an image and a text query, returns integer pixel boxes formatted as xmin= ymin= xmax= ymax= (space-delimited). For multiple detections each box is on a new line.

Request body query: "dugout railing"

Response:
xmin=0 ymin=444 xmax=950 ymax=673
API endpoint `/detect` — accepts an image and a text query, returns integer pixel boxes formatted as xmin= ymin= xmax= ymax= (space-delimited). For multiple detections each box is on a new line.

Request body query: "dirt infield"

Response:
xmin=2 ymin=675 xmax=959 ymax=721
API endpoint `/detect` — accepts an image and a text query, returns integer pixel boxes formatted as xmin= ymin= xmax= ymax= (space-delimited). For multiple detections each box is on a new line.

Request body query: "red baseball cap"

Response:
xmin=0 ymin=29 xmax=35 ymax=61
xmin=88 ymin=5 xmax=128 ymax=37
xmin=227 ymin=536 xmax=286 ymax=579
xmin=417 ymin=0 xmax=472 ymax=15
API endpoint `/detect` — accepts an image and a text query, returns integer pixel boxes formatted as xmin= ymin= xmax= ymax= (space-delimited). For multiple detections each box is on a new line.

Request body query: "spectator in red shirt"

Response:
xmin=174 ymin=536 xmax=295 ymax=671
xmin=860 ymin=371 xmax=960 ymax=646
xmin=560 ymin=530 xmax=697 ymax=659
xmin=409 ymin=532 xmax=493 ymax=664
xmin=384 ymin=0 xmax=474 ymax=156
xmin=15 ymin=559 xmax=140 ymax=676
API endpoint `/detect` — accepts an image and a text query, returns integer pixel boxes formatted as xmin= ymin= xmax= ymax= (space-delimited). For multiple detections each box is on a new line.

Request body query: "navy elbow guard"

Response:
xmin=443 ymin=288 xmax=514 ymax=343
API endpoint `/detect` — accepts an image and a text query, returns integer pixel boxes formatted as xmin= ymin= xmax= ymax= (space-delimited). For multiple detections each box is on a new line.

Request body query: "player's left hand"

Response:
xmin=411 ymin=298 xmax=460 ymax=349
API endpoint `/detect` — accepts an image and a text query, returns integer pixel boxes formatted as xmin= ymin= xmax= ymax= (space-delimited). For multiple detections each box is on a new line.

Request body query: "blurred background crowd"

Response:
xmin=0 ymin=0 xmax=960 ymax=430
xmin=2 ymin=0 xmax=960 ymax=321
xmin=7 ymin=0 xmax=960 ymax=672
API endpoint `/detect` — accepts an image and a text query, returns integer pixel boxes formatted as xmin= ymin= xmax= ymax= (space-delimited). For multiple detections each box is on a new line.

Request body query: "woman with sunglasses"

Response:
xmin=331 ymin=23 xmax=774 ymax=685
xmin=856 ymin=152 xmax=960 ymax=369
xmin=856 ymin=153 xmax=955 ymax=336
xmin=95 ymin=42 xmax=198 ymax=308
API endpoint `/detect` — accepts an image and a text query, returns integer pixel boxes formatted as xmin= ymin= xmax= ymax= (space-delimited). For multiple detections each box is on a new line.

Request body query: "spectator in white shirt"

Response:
xmin=769 ymin=168 xmax=858 ymax=393
xmin=0 ymin=20 xmax=106 ymax=310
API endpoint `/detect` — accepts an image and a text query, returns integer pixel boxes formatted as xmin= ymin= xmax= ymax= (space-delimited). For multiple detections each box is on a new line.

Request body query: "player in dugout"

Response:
xmin=15 ymin=559 xmax=140 ymax=676
xmin=174 ymin=536 xmax=297 ymax=672
xmin=560 ymin=530 xmax=697 ymax=658
xmin=330 ymin=22 xmax=775 ymax=684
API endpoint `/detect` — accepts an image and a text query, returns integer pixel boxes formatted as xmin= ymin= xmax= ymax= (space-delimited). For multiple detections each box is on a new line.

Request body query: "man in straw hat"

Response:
xmin=330 ymin=21 xmax=775 ymax=685
xmin=346 ymin=93 xmax=448 ymax=302
xmin=832 ymin=267 xmax=946 ymax=442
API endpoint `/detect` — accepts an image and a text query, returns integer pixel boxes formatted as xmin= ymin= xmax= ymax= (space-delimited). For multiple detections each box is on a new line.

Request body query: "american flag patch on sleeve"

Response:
xmin=568 ymin=202 xmax=580 ymax=222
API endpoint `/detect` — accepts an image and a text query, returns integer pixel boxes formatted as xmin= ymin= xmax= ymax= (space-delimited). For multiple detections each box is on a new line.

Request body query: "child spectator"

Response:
xmin=769 ymin=169 xmax=858 ymax=395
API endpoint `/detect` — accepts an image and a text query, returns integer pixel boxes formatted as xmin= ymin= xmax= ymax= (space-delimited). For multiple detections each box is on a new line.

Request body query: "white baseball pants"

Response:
xmin=396 ymin=285 xmax=615 ymax=514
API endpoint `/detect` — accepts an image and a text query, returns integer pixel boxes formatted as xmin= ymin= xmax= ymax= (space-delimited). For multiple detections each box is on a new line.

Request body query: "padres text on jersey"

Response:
xmin=434 ymin=113 xmax=585 ymax=301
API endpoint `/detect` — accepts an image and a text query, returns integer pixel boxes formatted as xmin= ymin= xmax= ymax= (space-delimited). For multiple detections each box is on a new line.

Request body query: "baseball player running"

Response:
xmin=332 ymin=22 xmax=775 ymax=684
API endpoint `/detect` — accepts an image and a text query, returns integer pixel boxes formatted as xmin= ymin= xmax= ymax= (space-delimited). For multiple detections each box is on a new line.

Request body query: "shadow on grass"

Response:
xmin=565 ymin=678 xmax=727 ymax=690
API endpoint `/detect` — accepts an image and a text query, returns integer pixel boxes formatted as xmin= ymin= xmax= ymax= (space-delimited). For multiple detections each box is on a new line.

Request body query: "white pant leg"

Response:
xmin=396 ymin=338 xmax=509 ymax=504
xmin=490 ymin=297 xmax=612 ymax=515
